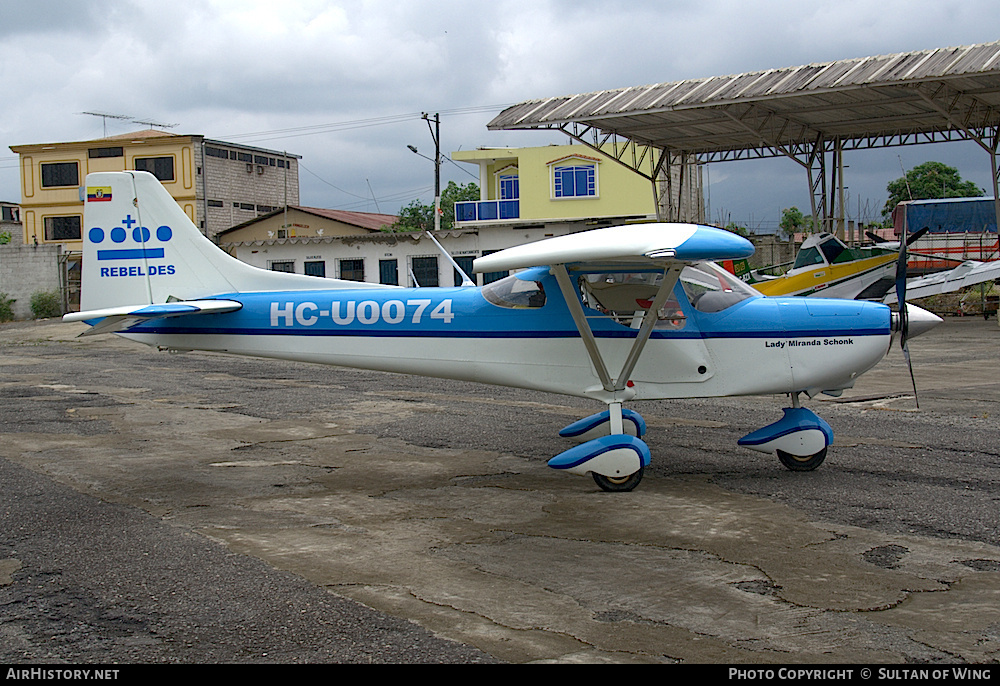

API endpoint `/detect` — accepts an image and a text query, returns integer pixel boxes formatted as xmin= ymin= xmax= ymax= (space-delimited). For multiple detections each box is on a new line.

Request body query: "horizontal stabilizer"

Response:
xmin=64 ymin=299 xmax=243 ymax=336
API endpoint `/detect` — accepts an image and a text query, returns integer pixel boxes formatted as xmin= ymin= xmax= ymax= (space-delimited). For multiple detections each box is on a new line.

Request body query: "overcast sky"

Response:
xmin=1 ymin=0 xmax=997 ymax=229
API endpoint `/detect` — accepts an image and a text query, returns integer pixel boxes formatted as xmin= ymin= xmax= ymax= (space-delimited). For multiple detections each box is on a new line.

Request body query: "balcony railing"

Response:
xmin=454 ymin=199 xmax=519 ymax=223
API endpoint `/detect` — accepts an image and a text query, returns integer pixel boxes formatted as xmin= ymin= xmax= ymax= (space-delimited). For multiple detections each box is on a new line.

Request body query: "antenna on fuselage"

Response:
xmin=423 ymin=230 xmax=475 ymax=287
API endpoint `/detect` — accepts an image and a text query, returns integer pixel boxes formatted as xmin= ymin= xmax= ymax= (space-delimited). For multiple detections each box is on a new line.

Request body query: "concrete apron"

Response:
xmin=2 ymin=322 xmax=1000 ymax=663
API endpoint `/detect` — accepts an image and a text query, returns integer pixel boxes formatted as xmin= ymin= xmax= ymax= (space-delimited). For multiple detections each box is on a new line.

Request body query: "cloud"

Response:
xmin=2 ymin=0 xmax=998 ymax=217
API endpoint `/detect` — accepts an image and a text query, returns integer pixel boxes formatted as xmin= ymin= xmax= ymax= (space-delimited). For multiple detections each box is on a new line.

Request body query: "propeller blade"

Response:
xmin=895 ymin=232 xmax=908 ymax=343
xmin=894 ymin=227 xmax=922 ymax=408
xmin=906 ymin=226 xmax=929 ymax=246
xmin=901 ymin=329 xmax=919 ymax=408
xmin=866 ymin=230 xmax=888 ymax=244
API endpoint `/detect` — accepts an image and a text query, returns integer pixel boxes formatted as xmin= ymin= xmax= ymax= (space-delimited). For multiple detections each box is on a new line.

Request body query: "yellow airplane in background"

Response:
xmin=730 ymin=231 xmax=923 ymax=301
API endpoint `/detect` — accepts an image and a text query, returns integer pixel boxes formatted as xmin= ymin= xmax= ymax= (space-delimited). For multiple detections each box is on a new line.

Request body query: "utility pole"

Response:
xmin=423 ymin=112 xmax=441 ymax=232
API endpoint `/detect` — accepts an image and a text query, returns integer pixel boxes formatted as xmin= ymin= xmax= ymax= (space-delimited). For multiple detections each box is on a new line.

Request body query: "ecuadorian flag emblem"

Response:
xmin=87 ymin=186 xmax=113 ymax=202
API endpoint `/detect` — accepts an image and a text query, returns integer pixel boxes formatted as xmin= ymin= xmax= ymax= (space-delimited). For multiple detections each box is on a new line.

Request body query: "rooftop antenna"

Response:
xmin=79 ymin=111 xmax=132 ymax=137
xmin=131 ymin=118 xmax=178 ymax=130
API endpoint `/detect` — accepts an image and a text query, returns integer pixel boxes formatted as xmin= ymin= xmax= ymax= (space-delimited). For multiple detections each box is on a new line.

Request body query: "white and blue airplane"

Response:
xmin=65 ymin=171 xmax=942 ymax=491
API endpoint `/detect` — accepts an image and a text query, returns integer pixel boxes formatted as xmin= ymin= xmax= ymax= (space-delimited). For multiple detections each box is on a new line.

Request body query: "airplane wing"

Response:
xmin=473 ymin=223 xmax=753 ymax=273
xmin=63 ymin=299 xmax=243 ymax=336
xmin=883 ymin=260 xmax=1000 ymax=304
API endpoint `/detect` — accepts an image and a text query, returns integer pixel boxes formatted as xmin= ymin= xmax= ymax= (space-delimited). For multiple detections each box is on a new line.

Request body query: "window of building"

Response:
xmin=339 ymin=258 xmax=365 ymax=282
xmin=270 ymin=260 xmax=295 ymax=273
xmin=304 ymin=261 xmax=326 ymax=277
xmin=379 ymin=259 xmax=398 ymax=285
xmin=411 ymin=256 xmax=438 ymax=287
xmin=134 ymin=156 xmax=175 ymax=182
xmin=553 ymin=164 xmax=596 ymax=198
xmin=207 ymin=199 xmax=224 ymax=208
xmin=88 ymin=147 xmax=124 ymax=158
xmin=40 ymin=162 xmax=79 ymax=188
xmin=43 ymin=215 xmax=82 ymax=241
xmin=205 ymin=146 xmax=230 ymax=159
xmin=498 ymin=173 xmax=519 ymax=200
xmin=2 ymin=206 xmax=19 ymax=222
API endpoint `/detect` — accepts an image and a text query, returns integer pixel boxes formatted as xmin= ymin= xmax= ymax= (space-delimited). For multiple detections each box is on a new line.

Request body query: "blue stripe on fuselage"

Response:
xmin=121 ymin=273 xmax=892 ymax=341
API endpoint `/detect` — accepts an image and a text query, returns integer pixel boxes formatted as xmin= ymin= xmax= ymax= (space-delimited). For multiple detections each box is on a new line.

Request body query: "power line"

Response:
xmin=220 ymin=104 xmax=511 ymax=144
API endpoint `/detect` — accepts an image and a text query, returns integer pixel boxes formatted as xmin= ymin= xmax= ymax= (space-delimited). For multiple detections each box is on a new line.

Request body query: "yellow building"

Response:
xmin=452 ymin=144 xmax=662 ymax=227
xmin=10 ymin=130 xmax=300 ymax=251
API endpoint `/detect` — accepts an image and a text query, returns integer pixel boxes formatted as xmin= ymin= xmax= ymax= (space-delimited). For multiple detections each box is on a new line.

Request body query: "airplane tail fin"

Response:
xmin=79 ymin=171 xmax=361 ymax=313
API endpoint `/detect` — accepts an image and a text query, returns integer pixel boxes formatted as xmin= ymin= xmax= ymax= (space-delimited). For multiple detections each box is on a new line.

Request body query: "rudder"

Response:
xmin=81 ymin=171 xmax=378 ymax=312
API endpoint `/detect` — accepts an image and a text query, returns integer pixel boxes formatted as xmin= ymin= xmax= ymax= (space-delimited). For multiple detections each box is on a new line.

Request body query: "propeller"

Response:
xmin=893 ymin=226 xmax=929 ymax=407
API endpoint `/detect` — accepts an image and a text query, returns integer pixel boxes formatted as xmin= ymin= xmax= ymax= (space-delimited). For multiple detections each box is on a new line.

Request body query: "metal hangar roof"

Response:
xmin=488 ymin=41 xmax=1000 ymax=163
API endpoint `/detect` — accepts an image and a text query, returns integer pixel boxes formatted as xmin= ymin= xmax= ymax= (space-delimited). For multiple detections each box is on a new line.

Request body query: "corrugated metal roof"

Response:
xmin=488 ymin=41 xmax=1000 ymax=158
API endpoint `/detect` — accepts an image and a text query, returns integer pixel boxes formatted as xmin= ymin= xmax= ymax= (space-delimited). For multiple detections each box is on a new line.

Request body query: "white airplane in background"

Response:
xmin=65 ymin=172 xmax=941 ymax=491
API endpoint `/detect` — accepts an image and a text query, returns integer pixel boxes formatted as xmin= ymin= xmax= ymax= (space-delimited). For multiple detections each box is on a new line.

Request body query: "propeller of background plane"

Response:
xmin=894 ymin=226 xmax=929 ymax=407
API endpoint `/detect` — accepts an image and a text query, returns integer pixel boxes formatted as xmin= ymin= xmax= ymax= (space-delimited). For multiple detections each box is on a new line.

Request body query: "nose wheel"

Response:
xmin=776 ymin=447 xmax=827 ymax=471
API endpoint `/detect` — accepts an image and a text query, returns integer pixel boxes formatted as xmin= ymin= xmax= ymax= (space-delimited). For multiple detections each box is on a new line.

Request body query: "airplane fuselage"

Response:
xmin=122 ymin=268 xmax=892 ymax=402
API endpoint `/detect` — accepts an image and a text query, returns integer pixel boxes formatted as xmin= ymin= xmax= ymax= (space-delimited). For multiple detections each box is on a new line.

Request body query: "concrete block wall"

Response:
xmin=0 ymin=243 xmax=63 ymax=320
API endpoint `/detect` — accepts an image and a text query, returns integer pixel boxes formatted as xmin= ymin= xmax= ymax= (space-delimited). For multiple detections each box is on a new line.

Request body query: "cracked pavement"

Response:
xmin=1 ymin=317 xmax=999 ymax=663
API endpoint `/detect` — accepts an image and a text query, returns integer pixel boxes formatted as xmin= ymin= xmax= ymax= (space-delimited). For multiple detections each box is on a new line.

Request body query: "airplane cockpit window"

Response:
xmin=679 ymin=262 xmax=757 ymax=313
xmin=580 ymin=272 xmax=686 ymax=330
xmin=482 ymin=273 xmax=546 ymax=309
xmin=819 ymin=237 xmax=848 ymax=264
xmin=792 ymin=246 xmax=825 ymax=270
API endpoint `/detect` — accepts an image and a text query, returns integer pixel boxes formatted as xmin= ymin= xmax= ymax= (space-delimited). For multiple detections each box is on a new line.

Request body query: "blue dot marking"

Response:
xmin=110 ymin=227 xmax=126 ymax=243
xmin=156 ymin=225 xmax=172 ymax=242
xmin=89 ymin=227 xmax=104 ymax=244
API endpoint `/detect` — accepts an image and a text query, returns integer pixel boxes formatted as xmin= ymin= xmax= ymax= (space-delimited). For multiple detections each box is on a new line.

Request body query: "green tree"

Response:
xmin=724 ymin=221 xmax=750 ymax=238
xmin=0 ymin=293 xmax=15 ymax=322
xmin=30 ymin=290 xmax=62 ymax=319
xmin=385 ymin=181 xmax=479 ymax=232
xmin=779 ymin=206 xmax=815 ymax=238
xmin=882 ymin=161 xmax=984 ymax=220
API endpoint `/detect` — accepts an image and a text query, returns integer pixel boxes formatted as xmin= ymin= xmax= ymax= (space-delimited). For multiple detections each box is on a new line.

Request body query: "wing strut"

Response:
xmin=552 ymin=264 xmax=682 ymax=394
xmin=553 ymin=265 xmax=613 ymax=390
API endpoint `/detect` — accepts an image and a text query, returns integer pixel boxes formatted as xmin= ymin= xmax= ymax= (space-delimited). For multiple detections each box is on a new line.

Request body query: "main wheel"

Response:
xmin=592 ymin=467 xmax=644 ymax=492
xmin=777 ymin=447 xmax=827 ymax=471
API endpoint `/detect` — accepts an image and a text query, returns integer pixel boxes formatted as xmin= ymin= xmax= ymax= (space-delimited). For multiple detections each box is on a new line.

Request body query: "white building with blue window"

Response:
xmin=218 ymin=205 xmax=585 ymax=288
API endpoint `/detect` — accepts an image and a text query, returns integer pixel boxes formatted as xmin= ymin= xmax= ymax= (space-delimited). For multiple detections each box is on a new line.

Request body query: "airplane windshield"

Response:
xmin=820 ymin=238 xmax=848 ymax=264
xmin=482 ymin=273 xmax=546 ymax=309
xmin=680 ymin=262 xmax=757 ymax=313
xmin=793 ymin=246 xmax=825 ymax=270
